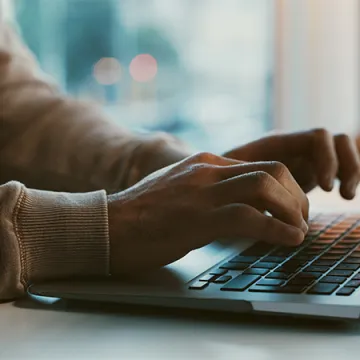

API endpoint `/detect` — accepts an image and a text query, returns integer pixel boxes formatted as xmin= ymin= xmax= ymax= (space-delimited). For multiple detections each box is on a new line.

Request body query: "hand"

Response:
xmin=108 ymin=152 xmax=309 ymax=275
xmin=223 ymin=128 xmax=360 ymax=199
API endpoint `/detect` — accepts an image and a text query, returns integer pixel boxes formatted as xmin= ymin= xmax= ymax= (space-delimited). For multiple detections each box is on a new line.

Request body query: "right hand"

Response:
xmin=108 ymin=152 xmax=309 ymax=275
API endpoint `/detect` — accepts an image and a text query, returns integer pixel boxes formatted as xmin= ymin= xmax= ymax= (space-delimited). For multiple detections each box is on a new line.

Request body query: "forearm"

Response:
xmin=0 ymin=23 xmax=191 ymax=193
xmin=0 ymin=181 xmax=109 ymax=301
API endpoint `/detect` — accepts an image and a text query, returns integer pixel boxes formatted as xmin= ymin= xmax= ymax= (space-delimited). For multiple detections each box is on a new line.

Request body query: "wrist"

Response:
xmin=128 ymin=132 xmax=193 ymax=187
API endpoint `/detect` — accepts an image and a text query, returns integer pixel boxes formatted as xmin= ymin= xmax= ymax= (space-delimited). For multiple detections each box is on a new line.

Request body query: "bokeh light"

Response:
xmin=93 ymin=57 xmax=122 ymax=85
xmin=129 ymin=54 xmax=158 ymax=83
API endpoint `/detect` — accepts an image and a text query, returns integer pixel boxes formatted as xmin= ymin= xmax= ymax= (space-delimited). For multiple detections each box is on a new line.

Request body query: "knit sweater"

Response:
xmin=0 ymin=21 xmax=188 ymax=300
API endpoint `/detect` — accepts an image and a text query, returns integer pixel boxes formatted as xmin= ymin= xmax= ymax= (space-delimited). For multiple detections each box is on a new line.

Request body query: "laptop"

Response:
xmin=28 ymin=211 xmax=360 ymax=320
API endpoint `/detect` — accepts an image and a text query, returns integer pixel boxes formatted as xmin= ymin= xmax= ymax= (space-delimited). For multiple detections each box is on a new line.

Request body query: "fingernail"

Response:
xmin=301 ymin=219 xmax=309 ymax=234
xmin=351 ymin=181 xmax=359 ymax=198
xmin=325 ymin=176 xmax=334 ymax=191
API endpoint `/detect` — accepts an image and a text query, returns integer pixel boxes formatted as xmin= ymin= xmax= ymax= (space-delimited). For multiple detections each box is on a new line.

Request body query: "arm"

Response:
xmin=0 ymin=23 xmax=190 ymax=194
xmin=0 ymin=181 xmax=109 ymax=301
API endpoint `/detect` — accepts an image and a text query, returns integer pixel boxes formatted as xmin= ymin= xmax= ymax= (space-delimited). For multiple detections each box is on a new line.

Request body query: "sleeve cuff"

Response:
xmin=14 ymin=188 xmax=110 ymax=285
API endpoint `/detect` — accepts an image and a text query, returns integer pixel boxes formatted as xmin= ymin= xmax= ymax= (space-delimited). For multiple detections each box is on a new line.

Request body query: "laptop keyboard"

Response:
xmin=189 ymin=214 xmax=360 ymax=296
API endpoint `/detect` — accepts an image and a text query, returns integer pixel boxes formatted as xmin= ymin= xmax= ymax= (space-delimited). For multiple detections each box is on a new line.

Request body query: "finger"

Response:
xmin=184 ymin=152 xmax=243 ymax=167
xmin=310 ymin=129 xmax=338 ymax=191
xmin=334 ymin=134 xmax=360 ymax=199
xmin=211 ymin=171 xmax=308 ymax=233
xmin=215 ymin=161 xmax=309 ymax=221
xmin=212 ymin=204 xmax=305 ymax=246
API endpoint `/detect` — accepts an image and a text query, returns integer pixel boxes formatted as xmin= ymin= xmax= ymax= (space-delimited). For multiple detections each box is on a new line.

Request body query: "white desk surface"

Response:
xmin=1 ymin=188 xmax=360 ymax=360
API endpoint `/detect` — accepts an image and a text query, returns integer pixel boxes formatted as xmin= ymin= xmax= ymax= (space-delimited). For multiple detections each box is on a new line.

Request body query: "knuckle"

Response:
xmin=189 ymin=162 xmax=210 ymax=174
xmin=313 ymin=127 xmax=329 ymax=139
xmin=268 ymin=161 xmax=288 ymax=179
xmin=252 ymin=171 xmax=272 ymax=193
xmin=187 ymin=163 xmax=216 ymax=181
xmin=192 ymin=151 xmax=217 ymax=163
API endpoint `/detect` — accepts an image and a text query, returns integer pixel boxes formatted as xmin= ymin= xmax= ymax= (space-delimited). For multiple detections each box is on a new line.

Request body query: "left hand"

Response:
xmin=223 ymin=128 xmax=360 ymax=199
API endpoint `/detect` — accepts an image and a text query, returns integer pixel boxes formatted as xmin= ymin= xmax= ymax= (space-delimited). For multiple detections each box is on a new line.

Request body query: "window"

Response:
xmin=13 ymin=0 xmax=274 ymax=152
xmin=275 ymin=0 xmax=360 ymax=134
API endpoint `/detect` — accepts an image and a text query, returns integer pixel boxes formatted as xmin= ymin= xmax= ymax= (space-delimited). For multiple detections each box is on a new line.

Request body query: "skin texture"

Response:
xmin=224 ymin=129 xmax=360 ymax=199
xmin=108 ymin=128 xmax=360 ymax=276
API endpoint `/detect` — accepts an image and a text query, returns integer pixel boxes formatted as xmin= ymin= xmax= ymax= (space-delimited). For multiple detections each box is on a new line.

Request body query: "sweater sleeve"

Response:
xmin=0 ymin=22 xmax=190 ymax=194
xmin=0 ymin=181 xmax=109 ymax=301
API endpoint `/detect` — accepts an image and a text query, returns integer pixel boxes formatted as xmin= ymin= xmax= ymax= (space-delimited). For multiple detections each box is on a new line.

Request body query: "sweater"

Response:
xmin=0 ymin=21 xmax=188 ymax=300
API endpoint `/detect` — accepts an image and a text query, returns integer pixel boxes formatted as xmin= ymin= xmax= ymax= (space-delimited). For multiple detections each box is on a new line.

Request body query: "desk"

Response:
xmin=1 ymin=188 xmax=360 ymax=360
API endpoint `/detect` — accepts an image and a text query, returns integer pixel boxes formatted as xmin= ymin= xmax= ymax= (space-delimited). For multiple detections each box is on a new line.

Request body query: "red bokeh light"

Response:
xmin=129 ymin=54 xmax=158 ymax=83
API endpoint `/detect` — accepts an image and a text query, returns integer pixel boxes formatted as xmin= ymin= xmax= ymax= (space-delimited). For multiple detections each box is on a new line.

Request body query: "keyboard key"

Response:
xmin=328 ymin=270 xmax=354 ymax=277
xmin=321 ymin=254 xmax=344 ymax=260
xmin=266 ymin=272 xmax=290 ymax=280
xmin=241 ymin=243 xmax=274 ymax=256
xmin=317 ymin=234 xmax=337 ymax=240
xmin=319 ymin=276 xmax=347 ymax=284
xmin=285 ymin=259 xmax=307 ymax=266
xmin=257 ymin=279 xmax=285 ymax=286
xmin=249 ymin=286 xmax=282 ymax=293
xmin=307 ymin=245 xmax=328 ymax=250
xmin=307 ymin=283 xmax=339 ymax=295
xmin=302 ymin=249 xmax=323 ymax=255
xmin=291 ymin=254 xmax=311 ymax=260
xmin=313 ymin=239 xmax=335 ymax=245
xmin=199 ymin=274 xmax=215 ymax=282
xmin=303 ymin=266 xmax=329 ymax=273
xmin=333 ymin=244 xmax=355 ymax=250
xmin=209 ymin=269 xmax=228 ymax=276
xmin=221 ymin=275 xmax=260 ymax=291
xmin=262 ymin=256 xmax=286 ymax=263
xmin=252 ymin=262 xmax=278 ymax=269
xmin=313 ymin=260 xmax=337 ymax=266
xmin=288 ymin=277 xmax=315 ymax=286
xmin=344 ymin=280 xmax=360 ymax=288
xmin=343 ymin=234 xmax=360 ymax=240
xmin=296 ymin=272 xmax=323 ymax=280
xmin=340 ymin=239 xmax=360 ymax=244
xmin=333 ymin=224 xmax=351 ymax=230
xmin=276 ymin=267 xmax=300 ymax=275
xmin=292 ymin=254 xmax=317 ymax=261
xmin=344 ymin=257 xmax=360 ymax=264
xmin=213 ymin=275 xmax=232 ymax=284
xmin=319 ymin=234 xmax=338 ymax=240
xmin=230 ymin=256 xmax=259 ymax=264
xmin=189 ymin=281 xmax=208 ymax=290
xmin=243 ymin=268 xmax=269 ymax=276
xmin=277 ymin=286 xmax=305 ymax=294
xmin=336 ymin=287 xmax=355 ymax=296
xmin=220 ymin=262 xmax=249 ymax=271
xmin=324 ymin=230 xmax=344 ymax=236
xmin=278 ymin=261 xmax=303 ymax=271
xmin=271 ymin=248 xmax=296 ymax=257
xmin=336 ymin=263 xmax=360 ymax=271
xmin=327 ymin=249 xmax=349 ymax=255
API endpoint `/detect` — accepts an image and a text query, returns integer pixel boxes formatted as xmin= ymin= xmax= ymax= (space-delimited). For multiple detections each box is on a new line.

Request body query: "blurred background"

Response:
xmin=2 ymin=0 xmax=360 ymax=153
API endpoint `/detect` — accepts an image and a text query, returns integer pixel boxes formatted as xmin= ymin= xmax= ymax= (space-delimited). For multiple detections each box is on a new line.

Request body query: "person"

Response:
xmin=1 ymin=22 xmax=360 ymax=302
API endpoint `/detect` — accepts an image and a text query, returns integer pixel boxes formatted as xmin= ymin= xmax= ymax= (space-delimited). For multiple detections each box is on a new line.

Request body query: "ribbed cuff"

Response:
xmin=14 ymin=188 xmax=110 ymax=285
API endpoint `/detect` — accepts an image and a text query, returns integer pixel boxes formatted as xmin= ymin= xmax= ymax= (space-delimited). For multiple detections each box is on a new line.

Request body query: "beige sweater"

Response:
xmin=0 ymin=23 xmax=188 ymax=300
